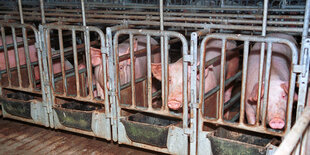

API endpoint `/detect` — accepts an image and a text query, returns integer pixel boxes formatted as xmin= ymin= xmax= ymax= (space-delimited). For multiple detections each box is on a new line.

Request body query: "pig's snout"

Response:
xmin=269 ymin=117 xmax=285 ymax=129
xmin=168 ymin=99 xmax=182 ymax=110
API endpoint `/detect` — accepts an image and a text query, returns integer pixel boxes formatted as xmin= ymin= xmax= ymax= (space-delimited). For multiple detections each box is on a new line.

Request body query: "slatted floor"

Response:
xmin=0 ymin=118 xmax=160 ymax=155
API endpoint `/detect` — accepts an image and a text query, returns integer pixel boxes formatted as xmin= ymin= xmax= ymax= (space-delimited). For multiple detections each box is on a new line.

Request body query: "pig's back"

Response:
xmin=203 ymin=39 xmax=237 ymax=84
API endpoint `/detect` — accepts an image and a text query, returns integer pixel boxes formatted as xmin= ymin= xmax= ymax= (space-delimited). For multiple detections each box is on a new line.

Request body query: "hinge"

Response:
xmin=190 ymin=102 xmax=199 ymax=109
xmin=101 ymin=46 xmax=109 ymax=57
xmin=293 ymin=64 xmax=306 ymax=75
xmin=183 ymin=55 xmax=193 ymax=65
xmin=184 ymin=128 xmax=193 ymax=135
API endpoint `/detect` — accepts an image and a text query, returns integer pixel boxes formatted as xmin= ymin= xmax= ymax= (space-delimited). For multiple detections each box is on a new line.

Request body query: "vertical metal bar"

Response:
xmin=190 ymin=32 xmax=198 ymax=155
xmin=262 ymin=0 xmax=268 ymax=36
xmin=129 ymin=34 xmax=136 ymax=108
xmin=159 ymin=0 xmax=164 ymax=31
xmin=160 ymin=36 xmax=166 ymax=110
xmin=40 ymin=0 xmax=46 ymax=24
xmin=84 ymin=29 xmax=93 ymax=99
xmin=18 ymin=0 xmax=34 ymax=88
xmin=18 ymin=0 xmax=24 ymax=24
xmin=164 ymin=35 xmax=169 ymax=112
xmin=218 ymin=39 xmax=226 ymax=121
xmin=182 ymin=36 xmax=188 ymax=129
xmin=59 ymin=29 xmax=67 ymax=95
xmin=11 ymin=27 xmax=22 ymax=87
xmin=1 ymin=27 xmax=12 ymax=87
xmin=46 ymin=29 xmax=54 ymax=89
xmin=262 ymin=42 xmax=273 ymax=127
xmin=256 ymin=42 xmax=266 ymax=125
xmin=72 ymin=30 xmax=80 ymax=97
xmin=300 ymin=0 xmax=310 ymax=64
xmin=81 ymin=0 xmax=87 ymax=26
xmin=239 ymin=41 xmax=249 ymax=124
xmin=146 ymin=34 xmax=153 ymax=110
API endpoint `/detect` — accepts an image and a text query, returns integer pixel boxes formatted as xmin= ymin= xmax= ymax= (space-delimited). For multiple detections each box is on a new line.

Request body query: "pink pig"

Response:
xmin=151 ymin=39 xmax=239 ymax=110
xmin=91 ymin=35 xmax=160 ymax=99
xmin=245 ymin=33 xmax=298 ymax=129
xmin=0 ymin=36 xmax=73 ymax=82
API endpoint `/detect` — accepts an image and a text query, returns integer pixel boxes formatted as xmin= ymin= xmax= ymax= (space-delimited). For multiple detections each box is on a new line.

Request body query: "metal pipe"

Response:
xmin=1 ymin=27 xmax=11 ymax=87
xmin=81 ymin=0 xmax=86 ymax=26
xmin=274 ymin=106 xmax=310 ymax=155
xmin=239 ymin=41 xmax=249 ymax=124
xmin=18 ymin=0 xmax=34 ymax=89
xmin=160 ymin=0 xmax=164 ymax=31
xmin=39 ymin=0 xmax=46 ymax=24
xmin=11 ymin=27 xmax=22 ymax=88
xmin=146 ymin=34 xmax=153 ymax=110
xmin=164 ymin=35 xmax=169 ymax=113
xmin=262 ymin=42 xmax=272 ymax=127
xmin=218 ymin=39 xmax=227 ymax=121
xmin=58 ymin=29 xmax=67 ymax=95
xmin=130 ymin=34 xmax=136 ymax=108
xmin=300 ymin=0 xmax=310 ymax=63
xmin=72 ymin=29 xmax=80 ymax=97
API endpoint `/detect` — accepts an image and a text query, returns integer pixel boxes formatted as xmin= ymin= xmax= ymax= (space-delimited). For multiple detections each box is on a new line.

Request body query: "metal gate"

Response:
xmin=195 ymin=33 xmax=299 ymax=154
xmin=112 ymin=29 xmax=194 ymax=154
xmin=0 ymin=22 xmax=49 ymax=127
xmin=40 ymin=24 xmax=112 ymax=140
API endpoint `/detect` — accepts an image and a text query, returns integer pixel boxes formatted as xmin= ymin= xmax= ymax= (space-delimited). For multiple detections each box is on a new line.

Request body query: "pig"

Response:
xmin=0 ymin=36 xmax=73 ymax=82
xmin=91 ymin=35 xmax=160 ymax=100
xmin=151 ymin=39 xmax=239 ymax=110
xmin=245 ymin=33 xmax=298 ymax=129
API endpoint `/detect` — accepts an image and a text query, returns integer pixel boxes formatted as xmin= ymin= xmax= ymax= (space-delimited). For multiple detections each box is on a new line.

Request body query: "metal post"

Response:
xmin=40 ymin=0 xmax=46 ymax=24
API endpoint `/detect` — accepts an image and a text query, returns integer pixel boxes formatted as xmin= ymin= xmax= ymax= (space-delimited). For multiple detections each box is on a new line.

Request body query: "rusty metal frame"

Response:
xmin=113 ymin=28 xmax=191 ymax=154
xmin=40 ymin=23 xmax=112 ymax=140
xmin=197 ymin=33 xmax=298 ymax=137
xmin=0 ymin=22 xmax=49 ymax=127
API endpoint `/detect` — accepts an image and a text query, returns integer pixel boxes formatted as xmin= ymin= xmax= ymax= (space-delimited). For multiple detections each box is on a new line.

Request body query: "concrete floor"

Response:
xmin=0 ymin=118 xmax=162 ymax=155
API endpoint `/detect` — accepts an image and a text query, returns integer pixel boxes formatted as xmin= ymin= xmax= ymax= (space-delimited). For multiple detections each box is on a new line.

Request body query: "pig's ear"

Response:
xmin=151 ymin=63 xmax=162 ymax=81
xmin=197 ymin=65 xmax=213 ymax=80
xmin=280 ymin=82 xmax=298 ymax=101
xmin=90 ymin=47 xmax=102 ymax=66
xmin=249 ymin=83 xmax=264 ymax=102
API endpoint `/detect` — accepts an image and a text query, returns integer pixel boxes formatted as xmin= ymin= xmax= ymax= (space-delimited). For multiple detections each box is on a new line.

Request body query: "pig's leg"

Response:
xmin=245 ymin=102 xmax=256 ymax=124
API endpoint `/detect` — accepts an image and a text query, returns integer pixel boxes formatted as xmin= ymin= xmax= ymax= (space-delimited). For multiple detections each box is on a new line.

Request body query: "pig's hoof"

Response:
xmin=168 ymin=101 xmax=182 ymax=110
xmin=269 ymin=118 xmax=285 ymax=129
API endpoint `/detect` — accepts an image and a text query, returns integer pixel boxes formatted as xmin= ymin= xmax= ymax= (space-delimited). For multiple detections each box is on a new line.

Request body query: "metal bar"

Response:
xmin=1 ymin=27 xmax=12 ymax=87
xmin=39 ymin=0 xmax=46 ymax=24
xmin=72 ymin=30 xmax=80 ymax=97
xmin=11 ymin=27 xmax=22 ymax=87
xmin=59 ymin=29 xmax=67 ymax=95
xmin=130 ymin=34 xmax=136 ymax=108
xmin=218 ymin=39 xmax=226 ymax=121
xmin=159 ymin=0 xmax=164 ymax=31
xmin=261 ymin=42 xmax=273 ymax=128
xmin=17 ymin=0 xmax=24 ymax=24
xmin=275 ymin=106 xmax=310 ymax=155
xmin=146 ymin=34 xmax=153 ymax=110
xmin=84 ymin=28 xmax=93 ymax=99
xmin=300 ymin=0 xmax=310 ymax=64
xmin=256 ymin=42 xmax=265 ymax=125
xmin=18 ymin=0 xmax=34 ymax=89
xmin=239 ymin=41 xmax=249 ymax=124
xmin=81 ymin=0 xmax=86 ymax=26
xmin=262 ymin=0 xmax=269 ymax=37
xmin=164 ymin=35 xmax=169 ymax=112
xmin=46 ymin=29 xmax=54 ymax=89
